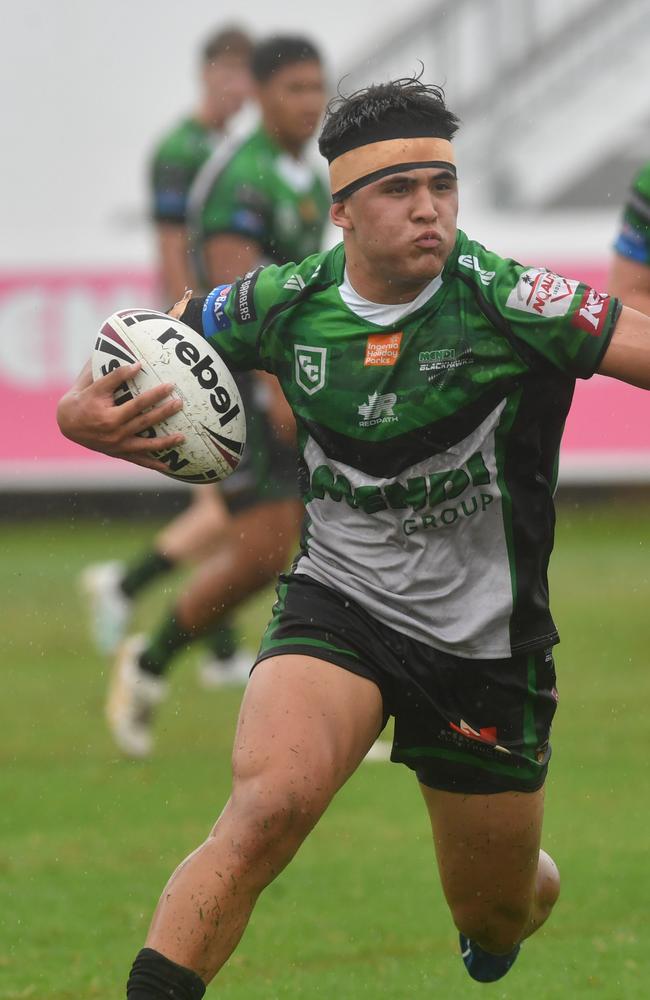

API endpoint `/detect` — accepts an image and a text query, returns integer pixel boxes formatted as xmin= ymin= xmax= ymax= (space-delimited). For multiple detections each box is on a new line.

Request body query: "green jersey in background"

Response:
xmin=199 ymin=231 xmax=621 ymax=660
xmin=613 ymin=162 xmax=650 ymax=265
xmin=190 ymin=125 xmax=330 ymax=271
xmin=150 ymin=118 xmax=221 ymax=224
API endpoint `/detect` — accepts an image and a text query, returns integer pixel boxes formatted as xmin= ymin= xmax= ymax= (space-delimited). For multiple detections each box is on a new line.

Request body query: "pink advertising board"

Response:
xmin=0 ymin=264 xmax=648 ymax=489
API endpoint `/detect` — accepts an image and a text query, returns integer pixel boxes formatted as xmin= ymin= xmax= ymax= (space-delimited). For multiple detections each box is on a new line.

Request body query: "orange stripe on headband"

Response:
xmin=329 ymin=137 xmax=455 ymax=199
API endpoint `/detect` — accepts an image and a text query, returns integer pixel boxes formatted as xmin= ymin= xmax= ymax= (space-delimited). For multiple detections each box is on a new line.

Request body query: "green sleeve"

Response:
xmin=150 ymin=126 xmax=203 ymax=225
xmin=200 ymin=159 xmax=272 ymax=243
xmin=201 ymin=261 xmax=303 ymax=370
xmin=613 ymin=162 xmax=650 ymax=265
xmin=488 ymin=257 xmax=621 ymax=379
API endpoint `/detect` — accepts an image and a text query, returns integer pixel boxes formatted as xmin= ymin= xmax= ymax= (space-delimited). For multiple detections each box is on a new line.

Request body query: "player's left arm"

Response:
xmin=608 ymin=255 xmax=650 ymax=317
xmin=597 ymin=305 xmax=650 ymax=389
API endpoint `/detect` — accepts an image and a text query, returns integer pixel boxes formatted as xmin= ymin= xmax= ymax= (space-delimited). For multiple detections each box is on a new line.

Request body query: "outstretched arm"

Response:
xmin=608 ymin=255 xmax=650 ymax=317
xmin=598 ymin=305 xmax=650 ymax=390
xmin=56 ymin=360 xmax=185 ymax=473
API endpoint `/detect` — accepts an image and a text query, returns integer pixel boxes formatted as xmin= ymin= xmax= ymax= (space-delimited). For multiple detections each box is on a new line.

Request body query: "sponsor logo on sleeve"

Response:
xmin=364 ymin=332 xmax=402 ymax=366
xmin=571 ymin=287 xmax=610 ymax=337
xmin=357 ymin=391 xmax=398 ymax=427
xmin=233 ymin=267 xmax=262 ymax=325
xmin=506 ymin=268 xmax=579 ymax=318
xmin=208 ymin=283 xmax=232 ymax=332
xmin=294 ymin=344 xmax=327 ymax=394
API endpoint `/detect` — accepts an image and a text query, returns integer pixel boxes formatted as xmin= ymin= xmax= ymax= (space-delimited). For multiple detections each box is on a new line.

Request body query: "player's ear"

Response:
xmin=331 ymin=199 xmax=353 ymax=232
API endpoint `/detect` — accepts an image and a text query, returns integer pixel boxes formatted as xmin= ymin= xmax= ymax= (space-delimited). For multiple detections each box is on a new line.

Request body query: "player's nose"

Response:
xmin=411 ymin=186 xmax=438 ymax=221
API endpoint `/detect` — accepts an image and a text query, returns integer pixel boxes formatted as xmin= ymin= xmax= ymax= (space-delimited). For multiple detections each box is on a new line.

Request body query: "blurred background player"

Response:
xmin=609 ymin=161 xmax=650 ymax=314
xmin=80 ymin=26 xmax=255 ymax=680
xmin=105 ymin=35 xmax=331 ymax=757
xmin=150 ymin=25 xmax=253 ymax=303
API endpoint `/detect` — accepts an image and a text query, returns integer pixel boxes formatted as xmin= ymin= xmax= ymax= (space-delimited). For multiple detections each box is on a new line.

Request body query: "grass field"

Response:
xmin=1 ymin=499 xmax=649 ymax=999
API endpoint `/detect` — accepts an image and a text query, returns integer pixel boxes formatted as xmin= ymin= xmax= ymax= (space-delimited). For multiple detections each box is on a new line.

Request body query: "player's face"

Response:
xmin=333 ymin=168 xmax=459 ymax=297
xmin=203 ymin=55 xmax=253 ymax=124
xmin=258 ymin=60 xmax=326 ymax=151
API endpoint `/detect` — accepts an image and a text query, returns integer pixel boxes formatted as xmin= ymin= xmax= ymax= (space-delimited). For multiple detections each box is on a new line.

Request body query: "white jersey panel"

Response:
xmin=295 ymin=400 xmax=514 ymax=658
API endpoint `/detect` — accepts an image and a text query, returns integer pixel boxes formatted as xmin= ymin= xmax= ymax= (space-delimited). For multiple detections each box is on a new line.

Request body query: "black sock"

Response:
xmin=204 ymin=619 xmax=238 ymax=660
xmin=126 ymin=947 xmax=206 ymax=999
xmin=138 ymin=612 xmax=193 ymax=678
xmin=120 ymin=551 xmax=175 ymax=599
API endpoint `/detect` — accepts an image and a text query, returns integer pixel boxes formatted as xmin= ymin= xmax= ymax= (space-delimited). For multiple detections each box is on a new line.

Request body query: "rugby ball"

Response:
xmin=92 ymin=308 xmax=246 ymax=483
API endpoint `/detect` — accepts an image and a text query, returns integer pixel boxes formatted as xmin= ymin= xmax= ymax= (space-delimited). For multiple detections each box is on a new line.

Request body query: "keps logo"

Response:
xmin=571 ymin=287 xmax=610 ymax=337
xmin=294 ymin=344 xmax=327 ymax=394
xmin=357 ymin=391 xmax=398 ymax=427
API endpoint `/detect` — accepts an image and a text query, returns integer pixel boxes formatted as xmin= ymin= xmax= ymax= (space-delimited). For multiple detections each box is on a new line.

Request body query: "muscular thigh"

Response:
xmin=232 ymin=654 xmax=385 ymax=809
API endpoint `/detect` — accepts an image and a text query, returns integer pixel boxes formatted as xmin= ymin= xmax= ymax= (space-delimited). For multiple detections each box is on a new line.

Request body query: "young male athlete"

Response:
xmin=57 ymin=79 xmax=650 ymax=997
xmin=609 ymin=161 xmax=650 ymax=312
xmin=98 ymin=37 xmax=330 ymax=757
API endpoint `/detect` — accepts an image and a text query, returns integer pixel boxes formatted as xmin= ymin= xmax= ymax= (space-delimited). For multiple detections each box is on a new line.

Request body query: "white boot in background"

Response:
xmin=106 ymin=635 xmax=167 ymax=758
xmin=79 ymin=561 xmax=132 ymax=655
xmin=197 ymin=649 xmax=252 ymax=689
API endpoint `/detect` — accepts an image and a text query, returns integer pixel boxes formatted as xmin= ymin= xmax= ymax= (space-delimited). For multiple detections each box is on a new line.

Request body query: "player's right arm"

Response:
xmin=56 ymin=263 xmax=299 ymax=468
xmin=56 ymin=360 xmax=185 ymax=473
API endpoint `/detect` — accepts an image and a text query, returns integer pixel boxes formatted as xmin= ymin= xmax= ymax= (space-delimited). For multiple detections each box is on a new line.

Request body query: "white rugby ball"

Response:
xmin=92 ymin=308 xmax=246 ymax=483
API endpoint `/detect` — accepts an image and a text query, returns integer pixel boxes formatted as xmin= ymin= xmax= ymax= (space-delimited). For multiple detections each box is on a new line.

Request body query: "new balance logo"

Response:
xmin=357 ymin=392 xmax=398 ymax=427
xmin=284 ymin=274 xmax=306 ymax=291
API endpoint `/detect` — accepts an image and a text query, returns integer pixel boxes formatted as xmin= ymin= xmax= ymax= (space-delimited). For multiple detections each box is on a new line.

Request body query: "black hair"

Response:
xmin=202 ymin=26 xmax=252 ymax=65
xmin=319 ymin=77 xmax=460 ymax=162
xmin=251 ymin=36 xmax=321 ymax=83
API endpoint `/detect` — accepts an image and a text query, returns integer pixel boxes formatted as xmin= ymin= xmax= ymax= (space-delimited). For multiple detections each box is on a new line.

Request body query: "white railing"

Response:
xmin=339 ymin=0 xmax=650 ymax=208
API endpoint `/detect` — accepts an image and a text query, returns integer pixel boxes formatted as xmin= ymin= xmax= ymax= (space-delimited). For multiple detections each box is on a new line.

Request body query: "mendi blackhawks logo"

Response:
xmin=294 ymin=344 xmax=327 ymax=394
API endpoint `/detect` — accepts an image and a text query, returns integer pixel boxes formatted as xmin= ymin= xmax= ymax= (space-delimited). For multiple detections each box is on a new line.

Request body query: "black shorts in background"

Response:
xmin=254 ymin=573 xmax=558 ymax=795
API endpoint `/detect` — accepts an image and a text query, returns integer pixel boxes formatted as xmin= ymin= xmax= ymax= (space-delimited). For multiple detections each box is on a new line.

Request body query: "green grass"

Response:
xmin=1 ymin=500 xmax=649 ymax=998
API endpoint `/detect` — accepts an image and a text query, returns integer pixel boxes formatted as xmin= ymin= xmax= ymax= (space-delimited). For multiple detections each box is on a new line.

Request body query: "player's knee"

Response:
xmin=226 ymin=775 xmax=326 ymax=861
xmin=452 ymin=899 xmax=529 ymax=955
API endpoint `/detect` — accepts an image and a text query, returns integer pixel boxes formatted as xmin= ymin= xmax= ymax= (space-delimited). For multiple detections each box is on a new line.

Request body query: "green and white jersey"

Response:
xmin=190 ymin=125 xmax=330 ymax=267
xmin=150 ymin=118 xmax=221 ymax=224
xmin=613 ymin=162 xmax=650 ymax=266
xmin=198 ymin=231 xmax=621 ymax=658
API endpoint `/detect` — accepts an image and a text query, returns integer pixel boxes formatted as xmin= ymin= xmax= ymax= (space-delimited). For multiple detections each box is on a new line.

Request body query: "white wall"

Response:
xmin=2 ymin=0 xmax=432 ymax=266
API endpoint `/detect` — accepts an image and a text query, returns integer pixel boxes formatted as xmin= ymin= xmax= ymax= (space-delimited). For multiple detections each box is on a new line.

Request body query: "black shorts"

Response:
xmin=220 ymin=372 xmax=297 ymax=515
xmin=254 ymin=573 xmax=559 ymax=795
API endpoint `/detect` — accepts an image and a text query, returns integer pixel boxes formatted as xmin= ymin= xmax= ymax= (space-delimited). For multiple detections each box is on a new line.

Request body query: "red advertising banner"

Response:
xmin=0 ymin=265 xmax=648 ymax=489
